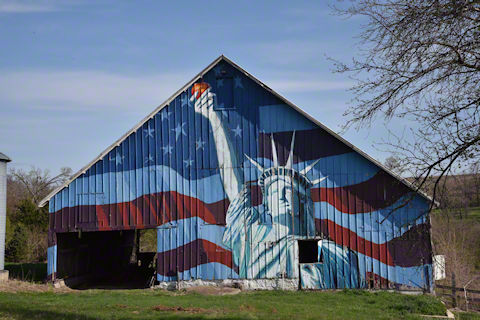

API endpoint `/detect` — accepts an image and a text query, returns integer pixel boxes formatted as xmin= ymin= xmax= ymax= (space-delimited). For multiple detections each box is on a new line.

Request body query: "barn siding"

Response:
xmin=47 ymin=57 xmax=433 ymax=290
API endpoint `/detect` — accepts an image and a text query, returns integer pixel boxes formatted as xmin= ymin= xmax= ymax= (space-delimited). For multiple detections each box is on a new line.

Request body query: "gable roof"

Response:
xmin=0 ymin=152 xmax=11 ymax=162
xmin=39 ymin=55 xmax=432 ymax=207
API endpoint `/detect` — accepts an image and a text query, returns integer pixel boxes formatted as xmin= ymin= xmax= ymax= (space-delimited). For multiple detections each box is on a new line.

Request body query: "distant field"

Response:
xmin=468 ymin=206 xmax=480 ymax=221
xmin=0 ymin=289 xmax=451 ymax=320
xmin=432 ymin=206 xmax=480 ymax=222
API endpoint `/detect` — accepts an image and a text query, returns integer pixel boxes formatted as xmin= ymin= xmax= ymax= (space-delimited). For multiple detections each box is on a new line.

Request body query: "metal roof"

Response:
xmin=39 ymin=55 xmax=433 ymax=207
xmin=0 ymin=152 xmax=11 ymax=162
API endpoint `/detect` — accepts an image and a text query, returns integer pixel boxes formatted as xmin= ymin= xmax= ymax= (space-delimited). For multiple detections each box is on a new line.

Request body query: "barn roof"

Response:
xmin=0 ymin=152 xmax=11 ymax=162
xmin=39 ymin=55 xmax=432 ymax=207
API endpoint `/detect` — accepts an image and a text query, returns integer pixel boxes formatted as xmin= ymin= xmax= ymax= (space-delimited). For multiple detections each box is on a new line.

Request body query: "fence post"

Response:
xmin=451 ymin=272 xmax=457 ymax=308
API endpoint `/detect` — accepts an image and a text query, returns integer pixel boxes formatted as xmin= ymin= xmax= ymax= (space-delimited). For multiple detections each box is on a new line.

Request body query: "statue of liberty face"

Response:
xmin=245 ymin=131 xmax=325 ymax=235
xmin=264 ymin=174 xmax=308 ymax=228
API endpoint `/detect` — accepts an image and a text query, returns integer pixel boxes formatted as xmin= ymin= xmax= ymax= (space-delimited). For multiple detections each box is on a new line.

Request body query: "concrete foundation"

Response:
xmin=155 ymin=278 xmax=299 ymax=291
xmin=0 ymin=270 xmax=8 ymax=282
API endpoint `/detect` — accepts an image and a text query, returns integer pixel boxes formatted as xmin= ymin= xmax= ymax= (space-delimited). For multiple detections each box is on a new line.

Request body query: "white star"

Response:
xmin=213 ymin=65 xmax=222 ymax=76
xmin=232 ymin=124 xmax=242 ymax=137
xmin=116 ymin=155 xmax=125 ymax=165
xmin=162 ymin=145 xmax=173 ymax=155
xmin=183 ymin=159 xmax=194 ymax=167
xmin=181 ymin=95 xmax=190 ymax=107
xmin=110 ymin=153 xmax=124 ymax=165
xmin=234 ymin=76 xmax=243 ymax=88
xmin=161 ymin=111 xmax=172 ymax=121
xmin=172 ymin=122 xmax=187 ymax=140
xmin=195 ymin=138 xmax=206 ymax=150
xmin=145 ymin=154 xmax=154 ymax=164
xmin=143 ymin=126 xmax=154 ymax=138
xmin=217 ymin=78 xmax=224 ymax=87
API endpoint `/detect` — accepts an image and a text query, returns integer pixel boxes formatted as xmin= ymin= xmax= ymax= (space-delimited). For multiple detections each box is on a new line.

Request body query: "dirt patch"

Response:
xmin=152 ymin=305 xmax=208 ymax=313
xmin=184 ymin=285 xmax=241 ymax=296
xmin=0 ymin=279 xmax=73 ymax=293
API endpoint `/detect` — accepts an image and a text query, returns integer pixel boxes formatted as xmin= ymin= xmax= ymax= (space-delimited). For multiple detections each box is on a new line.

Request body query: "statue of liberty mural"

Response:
xmin=191 ymin=81 xmax=364 ymax=288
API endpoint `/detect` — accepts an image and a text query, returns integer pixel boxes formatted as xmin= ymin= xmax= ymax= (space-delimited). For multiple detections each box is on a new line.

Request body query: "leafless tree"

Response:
xmin=9 ymin=167 xmax=72 ymax=205
xmin=384 ymin=155 xmax=405 ymax=176
xmin=332 ymin=0 xmax=480 ymax=207
xmin=431 ymin=210 xmax=480 ymax=288
xmin=470 ymin=162 xmax=480 ymax=206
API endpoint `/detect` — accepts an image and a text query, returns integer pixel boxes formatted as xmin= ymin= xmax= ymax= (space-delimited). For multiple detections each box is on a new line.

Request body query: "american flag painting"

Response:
xmin=45 ymin=56 xmax=433 ymax=290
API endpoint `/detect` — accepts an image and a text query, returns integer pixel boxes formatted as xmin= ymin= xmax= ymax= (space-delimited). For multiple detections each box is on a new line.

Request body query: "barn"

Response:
xmin=40 ymin=56 xmax=434 ymax=291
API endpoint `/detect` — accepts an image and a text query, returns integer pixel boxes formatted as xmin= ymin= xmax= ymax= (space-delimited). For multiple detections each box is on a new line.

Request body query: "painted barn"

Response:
xmin=40 ymin=56 xmax=433 ymax=290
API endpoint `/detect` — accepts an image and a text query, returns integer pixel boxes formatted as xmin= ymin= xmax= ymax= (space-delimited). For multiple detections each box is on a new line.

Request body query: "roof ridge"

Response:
xmin=0 ymin=152 xmax=11 ymax=162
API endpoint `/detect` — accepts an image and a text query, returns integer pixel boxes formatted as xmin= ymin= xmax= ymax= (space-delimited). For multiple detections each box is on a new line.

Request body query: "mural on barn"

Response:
xmin=46 ymin=57 xmax=433 ymax=290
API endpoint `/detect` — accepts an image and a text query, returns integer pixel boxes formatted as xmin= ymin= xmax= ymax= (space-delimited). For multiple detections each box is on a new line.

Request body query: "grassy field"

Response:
xmin=456 ymin=312 xmax=480 ymax=320
xmin=0 ymin=289 xmax=451 ymax=320
xmin=467 ymin=206 xmax=480 ymax=222
xmin=432 ymin=206 xmax=480 ymax=221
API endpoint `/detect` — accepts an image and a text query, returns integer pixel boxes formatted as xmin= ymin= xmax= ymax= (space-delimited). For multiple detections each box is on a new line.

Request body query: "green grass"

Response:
xmin=0 ymin=289 xmax=447 ymax=320
xmin=467 ymin=206 xmax=480 ymax=222
xmin=455 ymin=312 xmax=480 ymax=320
xmin=4 ymin=262 xmax=47 ymax=283
xmin=432 ymin=206 xmax=480 ymax=222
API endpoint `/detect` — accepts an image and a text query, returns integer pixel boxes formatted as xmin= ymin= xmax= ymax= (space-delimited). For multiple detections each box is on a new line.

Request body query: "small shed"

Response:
xmin=40 ymin=56 xmax=434 ymax=291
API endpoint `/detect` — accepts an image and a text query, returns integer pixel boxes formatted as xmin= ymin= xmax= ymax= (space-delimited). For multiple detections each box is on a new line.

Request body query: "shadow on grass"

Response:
xmin=0 ymin=304 xmax=253 ymax=320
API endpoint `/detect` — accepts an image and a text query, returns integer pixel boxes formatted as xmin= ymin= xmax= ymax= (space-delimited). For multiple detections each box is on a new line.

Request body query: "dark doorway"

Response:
xmin=56 ymin=229 xmax=157 ymax=289
xmin=298 ymin=240 xmax=320 ymax=263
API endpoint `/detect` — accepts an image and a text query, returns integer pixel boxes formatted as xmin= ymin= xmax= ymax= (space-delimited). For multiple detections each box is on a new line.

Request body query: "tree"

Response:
xmin=5 ymin=224 xmax=29 ymax=262
xmin=384 ymin=155 xmax=405 ymax=176
xmin=14 ymin=199 xmax=49 ymax=232
xmin=333 ymin=0 xmax=480 ymax=206
xmin=9 ymin=166 xmax=72 ymax=205
xmin=5 ymin=166 xmax=71 ymax=263
xmin=469 ymin=161 xmax=480 ymax=206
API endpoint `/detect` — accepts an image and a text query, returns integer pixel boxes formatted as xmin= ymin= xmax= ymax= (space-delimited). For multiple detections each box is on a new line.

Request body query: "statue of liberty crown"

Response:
xmin=245 ymin=131 xmax=326 ymax=195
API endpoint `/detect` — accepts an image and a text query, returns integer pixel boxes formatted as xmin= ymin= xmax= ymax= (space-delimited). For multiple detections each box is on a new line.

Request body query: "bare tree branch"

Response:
xmin=333 ymin=0 xmax=480 ymax=205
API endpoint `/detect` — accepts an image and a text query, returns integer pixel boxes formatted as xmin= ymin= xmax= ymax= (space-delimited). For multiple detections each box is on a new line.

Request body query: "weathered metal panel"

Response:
xmin=47 ymin=58 xmax=433 ymax=290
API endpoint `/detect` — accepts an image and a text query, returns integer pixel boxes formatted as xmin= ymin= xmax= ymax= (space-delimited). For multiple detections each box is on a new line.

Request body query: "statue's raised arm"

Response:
xmin=190 ymin=82 xmax=243 ymax=202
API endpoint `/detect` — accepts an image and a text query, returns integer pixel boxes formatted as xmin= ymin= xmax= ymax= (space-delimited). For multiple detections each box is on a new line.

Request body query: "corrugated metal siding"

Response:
xmin=48 ymin=58 xmax=433 ymax=289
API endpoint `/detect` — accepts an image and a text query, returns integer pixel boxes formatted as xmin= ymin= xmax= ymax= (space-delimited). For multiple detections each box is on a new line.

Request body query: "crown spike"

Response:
xmin=300 ymin=159 xmax=320 ymax=176
xmin=270 ymin=134 xmax=279 ymax=167
xmin=310 ymin=176 xmax=327 ymax=185
xmin=245 ymin=154 xmax=264 ymax=172
xmin=285 ymin=131 xmax=296 ymax=169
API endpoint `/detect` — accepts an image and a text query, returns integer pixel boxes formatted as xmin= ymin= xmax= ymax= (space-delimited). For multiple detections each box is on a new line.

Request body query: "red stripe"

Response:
xmin=311 ymin=171 xmax=410 ymax=214
xmin=365 ymin=272 xmax=394 ymax=289
xmin=53 ymin=170 xmax=410 ymax=233
xmin=157 ymin=239 xmax=238 ymax=276
xmin=52 ymin=191 xmax=229 ymax=232
xmin=249 ymin=171 xmax=410 ymax=214
xmin=316 ymin=219 xmax=431 ymax=267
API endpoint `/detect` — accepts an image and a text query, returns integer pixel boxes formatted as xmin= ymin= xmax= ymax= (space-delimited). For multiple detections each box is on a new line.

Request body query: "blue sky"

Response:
xmin=0 ymin=0 xmax=402 ymax=175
